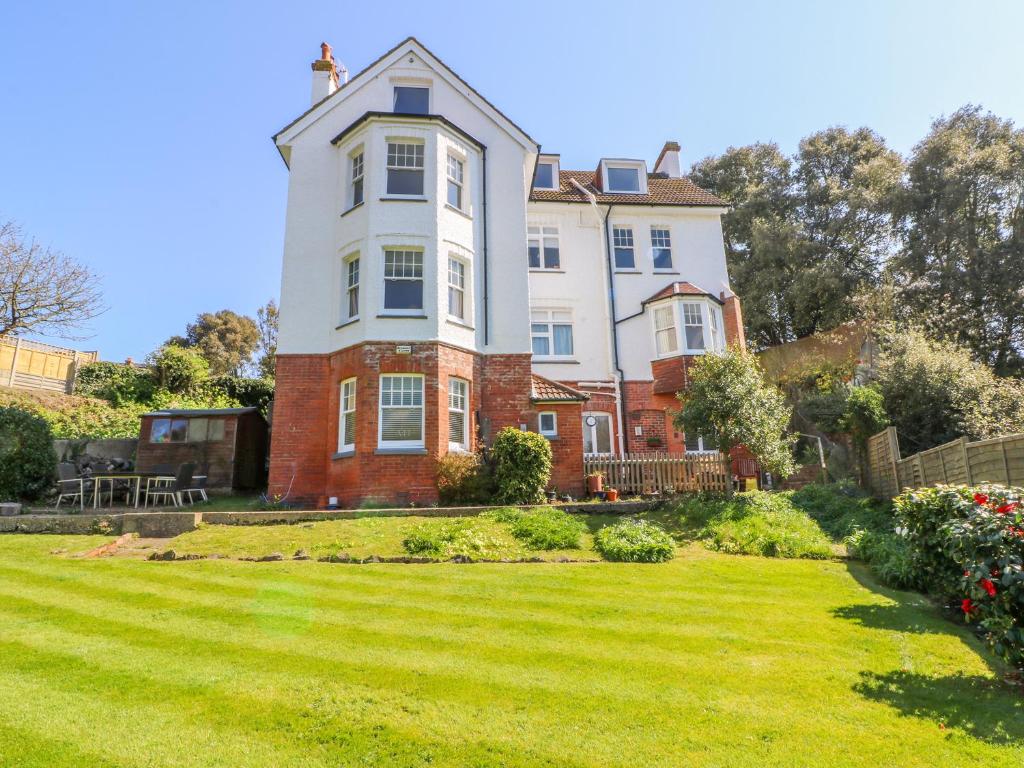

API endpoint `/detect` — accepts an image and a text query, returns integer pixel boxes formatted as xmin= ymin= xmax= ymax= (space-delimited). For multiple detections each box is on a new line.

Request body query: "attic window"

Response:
xmin=535 ymin=163 xmax=554 ymax=189
xmin=607 ymin=167 xmax=640 ymax=192
xmin=393 ymin=86 xmax=429 ymax=114
xmin=600 ymin=160 xmax=647 ymax=194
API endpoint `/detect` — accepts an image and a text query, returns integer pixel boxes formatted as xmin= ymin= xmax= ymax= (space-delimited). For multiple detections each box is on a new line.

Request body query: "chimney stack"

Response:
xmin=654 ymin=141 xmax=682 ymax=178
xmin=310 ymin=42 xmax=342 ymax=105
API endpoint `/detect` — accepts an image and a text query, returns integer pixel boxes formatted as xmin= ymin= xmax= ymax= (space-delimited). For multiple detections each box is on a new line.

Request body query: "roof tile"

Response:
xmin=530 ymin=375 xmax=589 ymax=403
xmin=530 ymin=170 xmax=726 ymax=207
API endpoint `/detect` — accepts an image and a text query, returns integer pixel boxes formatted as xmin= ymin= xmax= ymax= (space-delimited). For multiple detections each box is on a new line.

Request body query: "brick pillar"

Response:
xmin=721 ymin=293 xmax=746 ymax=348
xmin=268 ymin=354 xmax=331 ymax=507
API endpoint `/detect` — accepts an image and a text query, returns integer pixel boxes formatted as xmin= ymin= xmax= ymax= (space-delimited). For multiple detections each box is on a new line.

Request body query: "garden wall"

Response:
xmin=53 ymin=438 xmax=138 ymax=465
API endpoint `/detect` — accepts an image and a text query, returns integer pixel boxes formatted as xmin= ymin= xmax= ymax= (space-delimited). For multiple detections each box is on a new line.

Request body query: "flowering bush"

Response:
xmin=894 ymin=483 xmax=1024 ymax=668
xmin=941 ymin=487 xmax=1024 ymax=667
xmin=595 ymin=519 xmax=675 ymax=563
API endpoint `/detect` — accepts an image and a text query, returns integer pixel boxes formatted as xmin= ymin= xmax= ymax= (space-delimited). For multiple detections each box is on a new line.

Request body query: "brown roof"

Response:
xmin=530 ymin=374 xmax=589 ymax=403
xmin=642 ymin=282 xmax=723 ymax=306
xmin=530 ymin=170 xmax=726 ymax=207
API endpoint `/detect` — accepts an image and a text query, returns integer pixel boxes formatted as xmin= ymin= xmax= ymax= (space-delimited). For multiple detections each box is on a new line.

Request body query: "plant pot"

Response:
xmin=605 ymin=489 xmax=619 ymax=502
xmin=586 ymin=475 xmax=604 ymax=494
xmin=596 ymin=491 xmax=607 ymax=501
xmin=546 ymin=491 xmax=557 ymax=502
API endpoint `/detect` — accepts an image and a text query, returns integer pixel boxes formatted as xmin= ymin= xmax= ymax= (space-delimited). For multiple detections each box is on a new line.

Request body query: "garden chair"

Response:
xmin=145 ymin=463 xmax=200 ymax=508
xmin=189 ymin=464 xmax=209 ymax=503
xmin=55 ymin=463 xmax=93 ymax=511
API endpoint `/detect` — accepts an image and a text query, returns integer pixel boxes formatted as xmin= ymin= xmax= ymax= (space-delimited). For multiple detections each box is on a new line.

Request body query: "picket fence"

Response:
xmin=583 ymin=451 xmax=732 ymax=496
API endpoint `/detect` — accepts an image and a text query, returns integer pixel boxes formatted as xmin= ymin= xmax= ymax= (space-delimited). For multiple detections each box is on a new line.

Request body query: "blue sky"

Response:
xmin=3 ymin=0 xmax=1022 ymax=363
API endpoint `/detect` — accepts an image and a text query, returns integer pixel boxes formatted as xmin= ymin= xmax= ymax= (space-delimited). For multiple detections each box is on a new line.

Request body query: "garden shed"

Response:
xmin=135 ymin=407 xmax=268 ymax=491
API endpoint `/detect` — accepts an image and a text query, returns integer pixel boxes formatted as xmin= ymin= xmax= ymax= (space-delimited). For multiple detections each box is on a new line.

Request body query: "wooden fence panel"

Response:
xmin=865 ymin=429 xmax=1024 ymax=499
xmin=0 ymin=335 xmax=97 ymax=395
xmin=584 ymin=452 xmax=731 ymax=496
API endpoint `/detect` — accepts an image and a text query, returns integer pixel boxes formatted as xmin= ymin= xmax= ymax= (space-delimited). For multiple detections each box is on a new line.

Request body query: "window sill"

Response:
xmin=376 ymin=313 xmax=428 ymax=319
xmin=340 ymin=202 xmax=364 ymax=219
xmin=541 ymin=434 xmax=559 ymax=441
xmin=532 ymin=358 xmax=579 ymax=364
xmin=653 ymin=270 xmax=679 ymax=275
xmin=380 ymin=196 xmax=428 ymax=203
xmin=446 ymin=318 xmax=475 ymax=330
xmin=375 ymin=447 xmax=428 ymax=455
xmin=332 ymin=449 xmax=355 ymax=460
xmin=444 ymin=203 xmax=472 ymax=220
xmin=335 ymin=317 xmax=359 ymax=330
xmin=529 ymin=269 xmax=565 ymax=274
xmin=614 ymin=269 xmax=642 ymax=274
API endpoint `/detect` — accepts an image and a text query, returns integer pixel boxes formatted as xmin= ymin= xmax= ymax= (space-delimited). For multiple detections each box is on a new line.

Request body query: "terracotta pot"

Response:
xmin=605 ymin=489 xmax=619 ymax=502
xmin=586 ymin=475 xmax=603 ymax=494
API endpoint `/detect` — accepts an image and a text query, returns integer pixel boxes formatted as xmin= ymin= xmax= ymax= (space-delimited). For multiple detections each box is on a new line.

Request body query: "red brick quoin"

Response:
xmin=268 ymin=343 xmax=585 ymax=508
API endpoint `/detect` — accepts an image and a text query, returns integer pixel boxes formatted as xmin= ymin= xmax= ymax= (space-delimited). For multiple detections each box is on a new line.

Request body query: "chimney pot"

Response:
xmin=310 ymin=41 xmax=340 ymax=105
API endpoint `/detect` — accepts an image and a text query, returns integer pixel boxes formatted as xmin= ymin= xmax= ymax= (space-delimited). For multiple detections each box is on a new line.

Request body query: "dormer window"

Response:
xmin=600 ymin=160 xmax=648 ymax=194
xmin=393 ymin=86 xmax=429 ymax=114
xmin=533 ymin=155 xmax=560 ymax=190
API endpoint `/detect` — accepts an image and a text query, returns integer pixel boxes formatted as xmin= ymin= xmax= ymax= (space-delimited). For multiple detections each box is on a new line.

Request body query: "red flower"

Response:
xmin=974 ymin=493 xmax=989 ymax=506
xmin=980 ymin=578 xmax=997 ymax=597
xmin=996 ymin=502 xmax=1019 ymax=515
xmin=991 ymin=568 xmax=1001 ymax=578
xmin=962 ymin=598 xmax=975 ymax=614
xmin=964 ymin=569 xmax=971 ymax=577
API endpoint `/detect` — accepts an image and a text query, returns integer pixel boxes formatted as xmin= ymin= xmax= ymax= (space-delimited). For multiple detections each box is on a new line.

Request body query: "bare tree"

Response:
xmin=0 ymin=221 xmax=105 ymax=339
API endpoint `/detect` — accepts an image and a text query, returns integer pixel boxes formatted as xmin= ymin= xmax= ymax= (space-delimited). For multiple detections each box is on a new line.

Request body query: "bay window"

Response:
xmin=386 ymin=141 xmax=424 ymax=196
xmin=343 ymin=254 xmax=359 ymax=321
xmin=338 ymin=378 xmax=356 ymax=452
xmin=378 ymin=374 xmax=424 ymax=449
xmin=350 ymin=150 xmax=364 ymax=207
xmin=446 ymin=154 xmax=464 ymax=209
xmin=682 ymin=302 xmax=706 ymax=351
xmin=383 ymin=249 xmax=423 ymax=312
xmin=448 ymin=378 xmax=469 ymax=450
xmin=654 ymin=305 xmax=678 ymax=356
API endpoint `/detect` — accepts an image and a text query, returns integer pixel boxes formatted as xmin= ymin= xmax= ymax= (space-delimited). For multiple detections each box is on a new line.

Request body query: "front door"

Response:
xmin=583 ymin=412 xmax=613 ymax=455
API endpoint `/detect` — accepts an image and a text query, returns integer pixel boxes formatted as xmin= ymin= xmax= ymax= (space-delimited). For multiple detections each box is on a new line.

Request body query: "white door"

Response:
xmin=583 ymin=412 xmax=613 ymax=455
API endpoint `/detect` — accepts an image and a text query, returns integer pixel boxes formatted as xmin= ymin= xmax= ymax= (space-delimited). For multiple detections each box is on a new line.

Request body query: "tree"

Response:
xmin=255 ymin=299 xmax=279 ymax=379
xmin=171 ymin=309 xmax=259 ymax=377
xmin=0 ymin=221 xmax=104 ymax=339
xmin=690 ymin=128 xmax=902 ymax=348
xmin=148 ymin=345 xmax=210 ymax=395
xmin=890 ymin=105 xmax=1024 ymax=375
xmin=674 ymin=348 xmax=796 ymax=477
xmin=874 ymin=328 xmax=1024 ymax=455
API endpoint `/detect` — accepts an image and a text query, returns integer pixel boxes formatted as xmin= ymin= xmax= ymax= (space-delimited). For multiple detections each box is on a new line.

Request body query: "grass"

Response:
xmin=0 ymin=534 xmax=1021 ymax=766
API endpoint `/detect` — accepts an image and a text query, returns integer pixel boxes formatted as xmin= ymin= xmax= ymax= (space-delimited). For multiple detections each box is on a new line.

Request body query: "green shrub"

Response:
xmin=148 ymin=345 xmax=210 ymax=395
xmin=845 ymin=528 xmax=917 ymax=589
xmin=209 ymin=375 xmax=274 ymax=415
xmin=74 ymin=361 xmax=156 ymax=405
xmin=595 ymin=519 xmax=675 ymax=563
xmin=839 ymin=386 xmax=888 ymax=447
xmin=790 ymin=482 xmax=892 ymax=540
xmin=939 ymin=487 xmax=1024 ymax=668
xmin=401 ymin=518 xmax=512 ymax=559
xmin=485 ymin=507 xmax=585 ymax=550
xmin=436 ymin=452 xmax=494 ymax=505
xmin=0 ymin=407 xmax=57 ymax=501
xmin=490 ymin=427 xmax=552 ymax=505
xmin=700 ymin=491 xmax=834 ymax=559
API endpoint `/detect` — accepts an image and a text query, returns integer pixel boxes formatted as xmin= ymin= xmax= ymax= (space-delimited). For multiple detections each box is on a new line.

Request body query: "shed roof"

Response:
xmin=141 ymin=407 xmax=261 ymax=418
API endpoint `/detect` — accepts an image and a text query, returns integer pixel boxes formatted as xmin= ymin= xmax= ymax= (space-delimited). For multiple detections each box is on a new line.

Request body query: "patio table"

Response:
xmin=91 ymin=472 xmax=171 ymax=509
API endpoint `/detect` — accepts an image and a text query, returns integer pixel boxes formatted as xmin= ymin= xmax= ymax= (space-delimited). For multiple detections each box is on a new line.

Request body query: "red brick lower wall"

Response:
xmin=269 ymin=343 xmax=584 ymax=507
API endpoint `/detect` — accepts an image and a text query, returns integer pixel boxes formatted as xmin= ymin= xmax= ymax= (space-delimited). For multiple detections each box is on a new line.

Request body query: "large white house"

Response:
xmin=268 ymin=38 xmax=745 ymax=506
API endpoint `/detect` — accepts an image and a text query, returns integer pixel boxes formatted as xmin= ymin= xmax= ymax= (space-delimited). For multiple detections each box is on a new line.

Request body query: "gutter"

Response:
xmin=482 ymin=145 xmax=489 ymax=345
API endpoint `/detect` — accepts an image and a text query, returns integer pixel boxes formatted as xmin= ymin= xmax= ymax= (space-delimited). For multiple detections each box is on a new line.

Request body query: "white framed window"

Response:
xmin=338 ymin=378 xmax=356 ymax=452
xmin=393 ymin=85 xmax=429 ymax=114
xmin=378 ymin=374 xmax=424 ymax=449
xmin=683 ymin=302 xmax=706 ymax=352
xmin=534 ymin=161 xmax=557 ymax=190
xmin=343 ymin=254 xmax=359 ymax=321
xmin=383 ymin=249 xmax=424 ymax=313
xmin=613 ymin=227 xmax=635 ymax=270
xmin=448 ymin=378 xmax=469 ymax=450
xmin=600 ymin=160 xmax=647 ymax=194
xmin=685 ymin=433 xmax=718 ymax=454
xmin=531 ymin=310 xmax=574 ymax=358
xmin=651 ymin=227 xmax=673 ymax=270
xmin=583 ymin=412 xmax=613 ymax=455
xmin=446 ymin=154 xmax=464 ymax=210
xmin=654 ymin=304 xmax=678 ymax=357
xmin=528 ymin=226 xmax=560 ymax=270
xmin=350 ymin=150 xmax=364 ymax=207
xmin=386 ymin=141 xmax=425 ymax=196
xmin=709 ymin=305 xmax=722 ymax=350
xmin=539 ymin=411 xmax=558 ymax=437
xmin=448 ymin=256 xmax=466 ymax=320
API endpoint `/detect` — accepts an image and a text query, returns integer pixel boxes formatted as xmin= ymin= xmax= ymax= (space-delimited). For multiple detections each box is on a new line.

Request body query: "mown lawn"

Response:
xmin=0 ymin=534 xmax=1022 ymax=766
